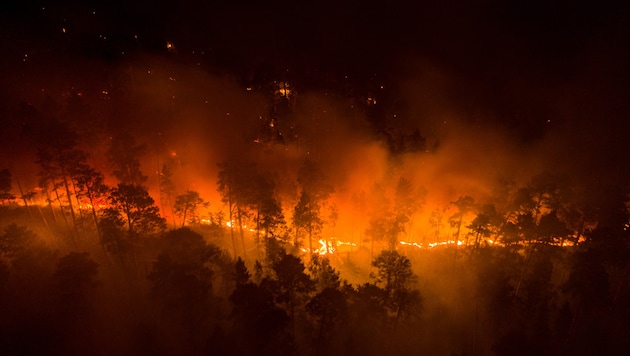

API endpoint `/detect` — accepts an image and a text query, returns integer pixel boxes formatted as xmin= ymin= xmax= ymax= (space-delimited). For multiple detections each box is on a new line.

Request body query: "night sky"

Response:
xmin=2 ymin=0 xmax=630 ymax=185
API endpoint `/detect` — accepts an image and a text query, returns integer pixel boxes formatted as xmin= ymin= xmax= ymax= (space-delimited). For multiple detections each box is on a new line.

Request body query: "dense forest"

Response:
xmin=2 ymin=1 xmax=630 ymax=355
xmin=1 ymin=95 xmax=629 ymax=355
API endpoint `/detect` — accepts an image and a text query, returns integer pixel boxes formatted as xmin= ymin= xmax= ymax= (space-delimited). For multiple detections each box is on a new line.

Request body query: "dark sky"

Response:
xmin=2 ymin=0 xmax=630 ymax=157
xmin=4 ymin=1 xmax=629 ymax=115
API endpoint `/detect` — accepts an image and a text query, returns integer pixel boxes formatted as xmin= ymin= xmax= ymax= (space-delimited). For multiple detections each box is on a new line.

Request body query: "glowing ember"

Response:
xmin=400 ymin=240 xmax=465 ymax=249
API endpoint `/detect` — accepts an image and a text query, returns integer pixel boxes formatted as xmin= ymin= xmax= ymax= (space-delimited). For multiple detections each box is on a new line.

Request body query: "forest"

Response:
xmin=1 ymin=88 xmax=629 ymax=355
xmin=2 ymin=1 xmax=630 ymax=354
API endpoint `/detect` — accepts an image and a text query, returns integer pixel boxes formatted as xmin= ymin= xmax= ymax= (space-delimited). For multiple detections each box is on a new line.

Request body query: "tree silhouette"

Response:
xmin=500 ymin=212 xmax=536 ymax=247
xmin=0 ymin=169 xmax=15 ymax=204
xmin=158 ymin=163 xmax=177 ymax=226
xmin=174 ymin=190 xmax=204 ymax=227
xmin=467 ymin=204 xmax=502 ymax=249
xmin=306 ymin=287 xmax=348 ymax=354
xmin=390 ymin=177 xmax=424 ymax=249
xmin=272 ymin=251 xmax=315 ymax=337
xmin=347 ymin=282 xmax=389 ymax=352
xmin=233 ymin=257 xmax=251 ymax=286
xmin=536 ymin=210 xmax=569 ymax=245
xmin=0 ymin=224 xmax=37 ymax=264
xmin=34 ymin=121 xmax=88 ymax=245
xmin=293 ymin=191 xmax=324 ymax=251
xmin=217 ymin=161 xmax=253 ymax=258
xmin=148 ymin=228 xmax=222 ymax=354
xmin=107 ymin=183 xmax=165 ymax=276
xmin=308 ymin=254 xmax=341 ymax=292
xmin=365 ymin=183 xmax=390 ymax=256
xmin=516 ymin=173 xmax=563 ymax=224
xmin=51 ymin=251 xmax=99 ymax=353
xmin=229 ymin=275 xmax=292 ymax=355
xmin=109 ymin=184 xmax=166 ymax=235
xmin=249 ymin=172 xmax=286 ymax=256
xmin=293 ymin=158 xmax=333 ymax=254
xmin=149 ymin=228 xmax=219 ymax=307
xmin=449 ymin=195 xmax=476 ymax=248
xmin=364 ymin=178 xmax=423 ymax=252
xmin=98 ymin=207 xmax=129 ymax=266
xmin=429 ymin=207 xmax=447 ymax=245
xmin=371 ymin=250 xmax=421 ymax=329
xmin=107 ymin=132 xmax=147 ymax=185
xmin=72 ymin=164 xmax=110 ymax=250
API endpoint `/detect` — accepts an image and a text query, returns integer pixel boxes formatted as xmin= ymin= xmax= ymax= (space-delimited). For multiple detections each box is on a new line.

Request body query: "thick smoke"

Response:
xmin=2 ymin=43 xmax=627 ymax=244
xmin=2 ymin=3 xmax=630 ymax=355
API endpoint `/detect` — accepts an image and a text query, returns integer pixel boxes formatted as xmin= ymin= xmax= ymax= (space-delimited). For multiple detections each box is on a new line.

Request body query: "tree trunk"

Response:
xmin=42 ymin=186 xmax=58 ymax=223
xmin=51 ymin=177 xmax=74 ymax=245
xmin=453 ymin=214 xmax=463 ymax=269
xmin=14 ymin=177 xmax=33 ymax=219
xmin=229 ymin=200 xmax=237 ymax=258
xmin=455 ymin=215 xmax=463 ymax=246
xmin=60 ymin=168 xmax=79 ymax=234
xmin=86 ymin=187 xmax=110 ymax=262
xmin=181 ymin=207 xmax=188 ymax=227
xmin=70 ymin=177 xmax=87 ymax=239
xmin=237 ymin=207 xmax=247 ymax=259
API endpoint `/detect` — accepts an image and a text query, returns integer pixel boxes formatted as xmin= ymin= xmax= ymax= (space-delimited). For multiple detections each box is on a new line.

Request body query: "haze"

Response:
xmin=1 ymin=1 xmax=629 ymax=355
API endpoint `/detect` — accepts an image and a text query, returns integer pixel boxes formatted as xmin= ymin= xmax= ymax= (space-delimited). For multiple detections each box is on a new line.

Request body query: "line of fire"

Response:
xmin=2 ymin=2 xmax=630 ymax=353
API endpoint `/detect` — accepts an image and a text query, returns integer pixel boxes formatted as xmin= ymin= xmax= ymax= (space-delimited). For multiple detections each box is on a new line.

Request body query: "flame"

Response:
xmin=223 ymin=220 xmax=261 ymax=233
xmin=399 ymin=237 xmax=578 ymax=249
xmin=399 ymin=240 xmax=464 ymax=249
xmin=300 ymin=238 xmax=357 ymax=255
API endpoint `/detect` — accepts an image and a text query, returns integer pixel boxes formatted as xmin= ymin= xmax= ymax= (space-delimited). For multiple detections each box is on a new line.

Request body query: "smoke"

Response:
xmin=2 ymin=4 xmax=630 ymax=355
xmin=2 ymin=21 xmax=628 ymax=246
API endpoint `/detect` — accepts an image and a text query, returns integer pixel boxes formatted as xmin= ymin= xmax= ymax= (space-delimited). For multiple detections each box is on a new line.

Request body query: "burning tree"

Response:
xmin=217 ymin=161 xmax=253 ymax=258
xmin=449 ymin=195 xmax=476 ymax=248
xmin=390 ymin=177 xmax=424 ymax=248
xmin=293 ymin=158 xmax=333 ymax=254
xmin=467 ymin=204 xmax=503 ymax=249
xmin=248 ymin=172 xmax=286 ymax=249
xmin=366 ymin=177 xmax=423 ymax=253
xmin=217 ymin=161 xmax=286 ymax=259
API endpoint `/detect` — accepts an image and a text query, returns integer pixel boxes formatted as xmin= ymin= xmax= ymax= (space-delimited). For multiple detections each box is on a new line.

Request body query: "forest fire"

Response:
xmin=1 ymin=1 xmax=629 ymax=355
xmin=400 ymin=239 xmax=464 ymax=249
xmin=299 ymin=238 xmax=357 ymax=255
xmin=224 ymin=220 xmax=257 ymax=233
